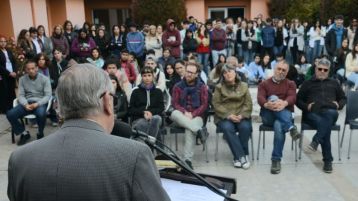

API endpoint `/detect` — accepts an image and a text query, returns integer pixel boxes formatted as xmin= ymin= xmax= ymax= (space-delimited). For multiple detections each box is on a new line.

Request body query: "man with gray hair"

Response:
xmin=257 ymin=60 xmax=300 ymax=174
xmin=7 ymin=64 xmax=170 ymax=201
xmin=296 ymin=58 xmax=346 ymax=173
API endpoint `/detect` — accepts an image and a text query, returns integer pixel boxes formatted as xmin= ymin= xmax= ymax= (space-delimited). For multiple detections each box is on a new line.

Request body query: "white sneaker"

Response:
xmin=51 ymin=122 xmax=58 ymax=127
xmin=233 ymin=160 xmax=242 ymax=168
xmin=241 ymin=156 xmax=250 ymax=170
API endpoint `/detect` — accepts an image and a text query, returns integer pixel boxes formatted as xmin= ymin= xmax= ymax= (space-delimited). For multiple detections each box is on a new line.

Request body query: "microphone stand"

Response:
xmin=137 ymin=135 xmax=239 ymax=201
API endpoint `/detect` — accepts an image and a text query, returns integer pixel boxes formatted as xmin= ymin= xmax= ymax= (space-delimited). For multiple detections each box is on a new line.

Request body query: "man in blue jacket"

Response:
xmin=261 ymin=18 xmax=275 ymax=60
xmin=126 ymin=22 xmax=145 ymax=63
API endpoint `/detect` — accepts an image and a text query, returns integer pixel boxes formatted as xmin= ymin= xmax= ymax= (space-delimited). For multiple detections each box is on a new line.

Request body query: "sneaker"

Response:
xmin=37 ymin=133 xmax=44 ymax=140
xmin=307 ymin=140 xmax=319 ymax=152
xmin=233 ymin=160 xmax=242 ymax=168
xmin=270 ymin=160 xmax=281 ymax=174
xmin=51 ymin=122 xmax=58 ymax=127
xmin=197 ymin=127 xmax=209 ymax=144
xmin=17 ymin=133 xmax=31 ymax=146
xmin=185 ymin=159 xmax=194 ymax=170
xmin=323 ymin=162 xmax=333 ymax=173
xmin=240 ymin=157 xmax=250 ymax=170
xmin=31 ymin=123 xmax=38 ymax=128
xmin=289 ymin=126 xmax=301 ymax=141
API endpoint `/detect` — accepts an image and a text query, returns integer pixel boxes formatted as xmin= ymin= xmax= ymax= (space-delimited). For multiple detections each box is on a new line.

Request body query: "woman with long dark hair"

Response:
xmin=70 ymin=28 xmax=96 ymax=62
xmin=63 ymin=20 xmax=77 ymax=46
xmin=108 ymin=25 xmax=126 ymax=58
xmin=195 ymin=23 xmax=210 ymax=75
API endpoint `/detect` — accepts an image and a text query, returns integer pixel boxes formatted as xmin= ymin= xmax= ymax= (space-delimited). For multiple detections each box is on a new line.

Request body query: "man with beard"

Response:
xmin=257 ymin=60 xmax=300 ymax=174
xmin=170 ymin=62 xmax=208 ymax=169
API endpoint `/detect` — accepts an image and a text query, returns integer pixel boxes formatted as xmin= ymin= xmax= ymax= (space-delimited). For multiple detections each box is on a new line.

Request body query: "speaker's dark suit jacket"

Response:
xmin=8 ymin=119 xmax=170 ymax=201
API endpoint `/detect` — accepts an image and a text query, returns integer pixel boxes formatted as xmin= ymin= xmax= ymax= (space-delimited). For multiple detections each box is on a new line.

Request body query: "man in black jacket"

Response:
xmin=325 ymin=15 xmax=348 ymax=58
xmin=296 ymin=58 xmax=346 ymax=173
xmin=129 ymin=66 xmax=164 ymax=141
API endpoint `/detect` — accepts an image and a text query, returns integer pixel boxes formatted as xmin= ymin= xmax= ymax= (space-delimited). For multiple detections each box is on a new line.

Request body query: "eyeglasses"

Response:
xmin=186 ymin=70 xmax=197 ymax=75
xmin=100 ymin=91 xmax=118 ymax=104
xmin=317 ymin=68 xmax=329 ymax=72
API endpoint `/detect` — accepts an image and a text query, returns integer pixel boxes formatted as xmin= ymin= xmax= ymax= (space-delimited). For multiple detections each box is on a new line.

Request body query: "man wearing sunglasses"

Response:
xmin=296 ymin=58 xmax=346 ymax=173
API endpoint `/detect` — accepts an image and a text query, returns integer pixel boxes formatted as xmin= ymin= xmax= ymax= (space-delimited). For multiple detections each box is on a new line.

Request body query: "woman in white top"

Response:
xmin=288 ymin=19 xmax=305 ymax=64
xmin=347 ymin=19 xmax=357 ymax=50
xmin=345 ymin=41 xmax=358 ymax=87
xmin=308 ymin=20 xmax=326 ymax=63
xmin=145 ymin=25 xmax=163 ymax=60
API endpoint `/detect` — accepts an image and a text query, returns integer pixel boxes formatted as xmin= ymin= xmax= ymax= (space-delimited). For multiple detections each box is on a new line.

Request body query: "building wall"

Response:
xmin=250 ymin=0 xmax=268 ymax=19
xmin=186 ymin=0 xmax=206 ymax=22
xmin=66 ymin=0 xmax=86 ymax=28
xmin=32 ymin=0 xmax=49 ymax=33
xmin=9 ymin=0 xmax=34 ymax=38
xmin=0 ymin=0 xmax=14 ymax=37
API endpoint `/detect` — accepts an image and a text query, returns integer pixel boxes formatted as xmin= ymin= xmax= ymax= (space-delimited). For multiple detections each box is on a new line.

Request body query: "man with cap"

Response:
xmin=325 ymin=15 xmax=348 ymax=58
xmin=126 ymin=22 xmax=145 ymax=63
xmin=162 ymin=19 xmax=181 ymax=59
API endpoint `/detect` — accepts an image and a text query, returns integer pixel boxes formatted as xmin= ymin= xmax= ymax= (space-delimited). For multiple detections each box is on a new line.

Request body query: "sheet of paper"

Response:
xmin=161 ymin=178 xmax=227 ymax=201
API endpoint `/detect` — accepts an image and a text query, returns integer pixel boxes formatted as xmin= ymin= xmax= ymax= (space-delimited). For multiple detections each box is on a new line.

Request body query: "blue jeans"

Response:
xmin=348 ymin=73 xmax=358 ymax=87
xmin=243 ymin=50 xmax=254 ymax=65
xmin=312 ymin=41 xmax=323 ymax=62
xmin=197 ymin=53 xmax=209 ymax=76
xmin=133 ymin=115 xmax=162 ymax=139
xmin=237 ymin=44 xmax=243 ymax=59
xmin=273 ymin=45 xmax=284 ymax=57
xmin=260 ymin=108 xmax=294 ymax=161
xmin=6 ymin=104 xmax=48 ymax=135
xmin=217 ymin=119 xmax=252 ymax=160
xmin=304 ymin=109 xmax=338 ymax=162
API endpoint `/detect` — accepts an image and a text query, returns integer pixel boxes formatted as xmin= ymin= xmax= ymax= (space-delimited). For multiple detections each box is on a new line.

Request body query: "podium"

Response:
xmin=159 ymin=168 xmax=236 ymax=201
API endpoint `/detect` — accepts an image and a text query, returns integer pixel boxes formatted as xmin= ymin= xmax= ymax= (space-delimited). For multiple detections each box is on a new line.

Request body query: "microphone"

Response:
xmin=111 ymin=120 xmax=157 ymax=144
xmin=132 ymin=129 xmax=157 ymax=144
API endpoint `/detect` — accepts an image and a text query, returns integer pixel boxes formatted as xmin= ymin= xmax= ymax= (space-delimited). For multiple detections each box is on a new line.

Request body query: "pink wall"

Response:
xmin=250 ymin=0 xmax=268 ymax=19
xmin=32 ymin=0 xmax=49 ymax=34
xmin=186 ymin=0 xmax=206 ymax=22
xmin=9 ymin=0 xmax=34 ymax=38
xmin=66 ymin=0 xmax=86 ymax=28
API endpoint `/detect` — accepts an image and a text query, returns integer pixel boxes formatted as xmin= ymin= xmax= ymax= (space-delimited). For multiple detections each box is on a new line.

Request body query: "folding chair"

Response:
xmin=340 ymin=90 xmax=358 ymax=159
xmin=299 ymin=123 xmax=341 ymax=161
xmin=256 ymin=124 xmax=299 ymax=161
xmin=11 ymin=97 xmax=53 ymax=144
xmin=214 ymin=125 xmax=255 ymax=161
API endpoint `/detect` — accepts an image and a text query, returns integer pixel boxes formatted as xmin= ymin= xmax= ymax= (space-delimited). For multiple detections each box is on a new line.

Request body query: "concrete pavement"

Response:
xmin=1 ymin=94 xmax=358 ymax=201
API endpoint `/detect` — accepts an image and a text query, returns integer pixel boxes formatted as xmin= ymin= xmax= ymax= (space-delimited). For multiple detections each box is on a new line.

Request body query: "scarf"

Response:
xmin=178 ymin=79 xmax=202 ymax=109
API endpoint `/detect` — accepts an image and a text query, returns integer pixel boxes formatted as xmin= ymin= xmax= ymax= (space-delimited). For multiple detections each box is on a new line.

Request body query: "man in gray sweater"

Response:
xmin=6 ymin=60 xmax=51 ymax=145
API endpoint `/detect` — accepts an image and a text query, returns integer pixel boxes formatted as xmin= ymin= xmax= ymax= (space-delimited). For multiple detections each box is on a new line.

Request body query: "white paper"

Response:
xmin=161 ymin=178 xmax=226 ymax=201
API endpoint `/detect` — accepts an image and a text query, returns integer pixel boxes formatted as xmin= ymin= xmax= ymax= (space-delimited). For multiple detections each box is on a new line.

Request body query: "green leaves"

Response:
xmin=132 ymin=0 xmax=187 ymax=27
